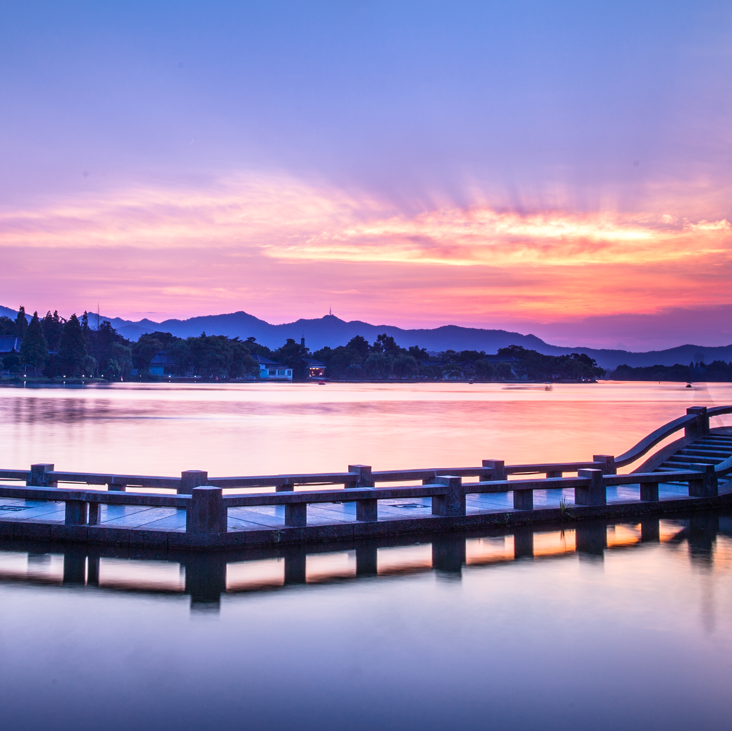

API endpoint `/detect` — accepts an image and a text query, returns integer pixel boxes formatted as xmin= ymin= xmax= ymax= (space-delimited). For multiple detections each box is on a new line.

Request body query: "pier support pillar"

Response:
xmin=186 ymin=487 xmax=226 ymax=534
xmin=576 ymin=469 xmax=606 ymax=506
xmin=28 ymin=463 xmax=56 ymax=487
xmin=88 ymin=502 xmax=101 ymax=525
xmin=640 ymin=481 xmax=659 ymax=502
xmin=285 ymin=502 xmax=307 ymax=528
xmin=356 ymin=543 xmax=378 ymax=576
xmin=184 ymin=554 xmax=227 ymax=609
xmin=356 ymin=498 xmax=378 ymax=522
xmin=689 ymin=464 xmax=718 ymax=498
xmin=432 ymin=534 xmax=465 ymax=576
xmin=62 ymin=550 xmax=87 ymax=585
xmin=688 ymin=513 xmax=718 ymax=564
xmin=284 ymin=550 xmax=307 ymax=584
xmin=65 ymin=500 xmax=88 ymax=526
xmin=576 ymin=521 xmax=607 ymax=559
xmin=513 ymin=488 xmax=533 ymax=511
xmin=431 ymin=476 xmax=465 ymax=517
xmin=179 ymin=470 xmax=208 ymax=495
xmin=640 ymin=518 xmax=660 ymax=543
xmin=86 ymin=555 xmax=100 ymax=586
xmin=513 ymin=528 xmax=534 ymax=559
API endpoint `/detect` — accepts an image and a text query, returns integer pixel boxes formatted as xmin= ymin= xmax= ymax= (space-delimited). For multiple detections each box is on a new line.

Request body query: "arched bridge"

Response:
xmin=0 ymin=405 xmax=730 ymax=549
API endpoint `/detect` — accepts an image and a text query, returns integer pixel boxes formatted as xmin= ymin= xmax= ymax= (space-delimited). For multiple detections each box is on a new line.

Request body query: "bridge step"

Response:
xmin=653 ymin=432 xmax=732 ymax=476
xmin=678 ymin=448 xmax=732 ymax=457
xmin=669 ymin=455 xmax=726 ymax=465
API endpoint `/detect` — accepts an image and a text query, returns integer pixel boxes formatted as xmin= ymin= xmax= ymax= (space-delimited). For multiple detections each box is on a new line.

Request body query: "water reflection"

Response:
xmin=2 ymin=382 xmax=732 ymax=478
xmin=0 ymin=511 xmax=725 ymax=612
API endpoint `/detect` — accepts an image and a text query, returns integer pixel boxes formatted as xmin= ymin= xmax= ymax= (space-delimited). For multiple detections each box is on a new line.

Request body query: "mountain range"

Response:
xmin=2 ymin=305 xmax=729 ymax=371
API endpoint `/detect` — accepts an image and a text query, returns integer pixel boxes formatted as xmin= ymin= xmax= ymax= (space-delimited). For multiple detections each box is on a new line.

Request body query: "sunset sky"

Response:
xmin=1 ymin=0 xmax=731 ymax=349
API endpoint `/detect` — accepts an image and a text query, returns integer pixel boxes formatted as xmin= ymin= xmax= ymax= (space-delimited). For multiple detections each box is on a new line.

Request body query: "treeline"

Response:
xmin=1 ymin=305 xmax=604 ymax=382
xmin=1 ymin=307 xmax=132 ymax=379
xmin=311 ymin=339 xmax=604 ymax=381
xmin=610 ymin=361 xmax=732 ymax=382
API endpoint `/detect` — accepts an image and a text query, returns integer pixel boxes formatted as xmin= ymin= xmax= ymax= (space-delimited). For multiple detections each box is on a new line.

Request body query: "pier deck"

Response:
xmin=1 ymin=405 xmax=731 ymax=550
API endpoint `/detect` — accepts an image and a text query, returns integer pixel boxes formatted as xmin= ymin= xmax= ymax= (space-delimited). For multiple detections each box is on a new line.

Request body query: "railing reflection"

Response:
xmin=0 ymin=511 xmax=726 ymax=611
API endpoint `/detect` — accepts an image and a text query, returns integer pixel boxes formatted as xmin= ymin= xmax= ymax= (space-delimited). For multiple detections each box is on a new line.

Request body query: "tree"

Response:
xmin=392 ymin=354 xmax=419 ymax=379
xmin=364 ymin=352 xmax=392 ymax=379
xmin=474 ymin=359 xmax=495 ymax=381
xmin=372 ymin=333 xmax=401 ymax=356
xmin=132 ymin=334 xmax=164 ymax=374
xmin=15 ymin=306 xmax=27 ymax=339
xmin=41 ymin=311 xmax=65 ymax=351
xmin=273 ymin=338 xmax=310 ymax=380
xmin=0 ymin=316 xmax=16 ymax=336
xmin=57 ymin=314 xmax=88 ymax=376
xmin=19 ymin=312 xmax=48 ymax=370
xmin=346 ymin=335 xmax=371 ymax=360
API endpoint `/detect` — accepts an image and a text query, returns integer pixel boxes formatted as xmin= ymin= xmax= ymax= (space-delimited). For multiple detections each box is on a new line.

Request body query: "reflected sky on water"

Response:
xmin=0 ymin=515 xmax=731 ymax=730
xmin=1 ymin=383 xmax=732 ymax=730
xmin=1 ymin=381 xmax=732 ymax=476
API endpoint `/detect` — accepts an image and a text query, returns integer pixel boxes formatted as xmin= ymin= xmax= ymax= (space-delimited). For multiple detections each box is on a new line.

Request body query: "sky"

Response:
xmin=1 ymin=0 xmax=731 ymax=350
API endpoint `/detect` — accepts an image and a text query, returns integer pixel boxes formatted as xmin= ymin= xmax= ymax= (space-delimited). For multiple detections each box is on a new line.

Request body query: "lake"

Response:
xmin=1 ymin=381 xmax=732 ymax=731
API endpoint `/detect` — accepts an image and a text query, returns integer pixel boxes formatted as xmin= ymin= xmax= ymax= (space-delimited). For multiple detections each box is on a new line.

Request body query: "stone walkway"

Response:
xmin=0 ymin=481 xmax=698 ymax=533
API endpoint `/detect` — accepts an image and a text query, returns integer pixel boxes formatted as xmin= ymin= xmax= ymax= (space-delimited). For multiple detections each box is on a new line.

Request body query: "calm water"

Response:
xmin=1 ymin=382 xmax=732 ymax=731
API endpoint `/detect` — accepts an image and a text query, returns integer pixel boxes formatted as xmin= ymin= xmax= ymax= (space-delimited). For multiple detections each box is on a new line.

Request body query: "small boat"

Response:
xmin=318 ymin=381 xmax=326 ymax=385
xmin=686 ymin=383 xmax=693 ymax=388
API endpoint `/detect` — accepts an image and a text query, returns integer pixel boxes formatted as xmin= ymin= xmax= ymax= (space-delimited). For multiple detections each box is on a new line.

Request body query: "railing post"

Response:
xmin=686 ymin=406 xmax=710 ymax=439
xmin=546 ymin=470 xmax=562 ymax=478
xmin=179 ymin=470 xmax=208 ymax=495
xmin=482 ymin=460 xmax=506 ymax=480
xmin=348 ymin=465 xmax=374 ymax=487
xmin=431 ymin=476 xmax=465 ymax=517
xmin=28 ymin=463 xmax=56 ymax=487
xmin=513 ymin=487 xmax=533 ymax=510
xmin=285 ymin=502 xmax=307 ymax=527
xmin=65 ymin=500 xmax=89 ymax=526
xmin=593 ymin=455 xmax=616 ymax=475
xmin=688 ymin=463 xmax=718 ymax=498
xmin=576 ymin=469 xmax=606 ymax=506
xmin=276 ymin=479 xmax=294 ymax=492
xmin=186 ymin=487 xmax=226 ymax=534
xmin=107 ymin=476 xmax=127 ymax=492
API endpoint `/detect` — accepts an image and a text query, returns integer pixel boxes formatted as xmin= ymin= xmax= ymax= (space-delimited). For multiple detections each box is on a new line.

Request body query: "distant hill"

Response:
xmin=2 ymin=305 xmax=731 ymax=370
xmin=91 ymin=310 xmax=732 ymax=371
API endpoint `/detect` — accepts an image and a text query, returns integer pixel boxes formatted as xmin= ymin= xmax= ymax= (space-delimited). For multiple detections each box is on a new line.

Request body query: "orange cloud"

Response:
xmin=1 ymin=173 xmax=731 ymax=327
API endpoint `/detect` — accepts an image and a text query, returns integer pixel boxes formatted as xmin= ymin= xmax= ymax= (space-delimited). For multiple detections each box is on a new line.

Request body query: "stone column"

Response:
xmin=348 ymin=465 xmax=374 ymax=487
xmin=186 ymin=487 xmax=226 ymax=534
xmin=28 ymin=463 xmax=56 ymax=487
xmin=431 ymin=476 xmax=465 ymax=517
xmin=685 ymin=406 xmax=710 ymax=439
xmin=179 ymin=470 xmax=208 ymax=495
xmin=482 ymin=460 xmax=506 ymax=480
xmin=689 ymin=463 xmax=718 ymax=497
xmin=576 ymin=469 xmax=606 ymax=506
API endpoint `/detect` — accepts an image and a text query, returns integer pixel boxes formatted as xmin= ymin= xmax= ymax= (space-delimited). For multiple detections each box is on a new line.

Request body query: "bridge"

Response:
xmin=0 ymin=405 xmax=730 ymax=550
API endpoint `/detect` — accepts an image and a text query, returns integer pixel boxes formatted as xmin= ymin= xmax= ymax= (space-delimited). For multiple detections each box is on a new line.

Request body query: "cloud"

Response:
xmin=1 ymin=173 xmax=732 ymax=342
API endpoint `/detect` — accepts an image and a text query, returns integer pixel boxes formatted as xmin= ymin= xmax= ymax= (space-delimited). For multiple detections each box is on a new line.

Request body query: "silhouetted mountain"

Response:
xmin=2 ymin=305 xmax=731 ymax=370
xmin=93 ymin=310 xmax=732 ymax=371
